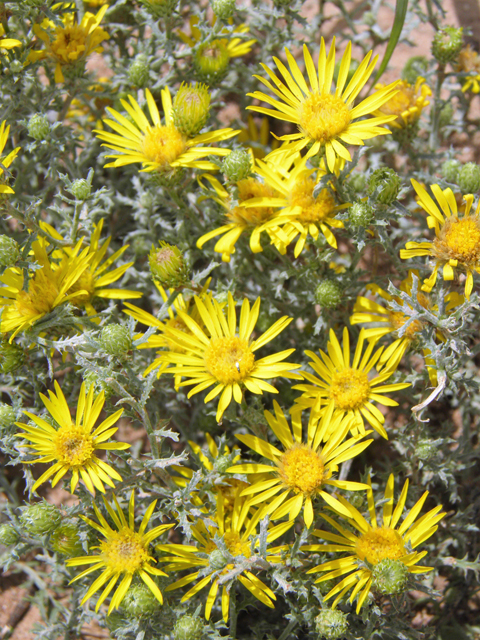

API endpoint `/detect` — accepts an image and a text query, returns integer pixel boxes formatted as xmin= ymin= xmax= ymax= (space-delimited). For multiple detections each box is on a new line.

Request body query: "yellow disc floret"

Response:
xmin=68 ymin=269 xmax=95 ymax=305
xmin=204 ymin=337 xmax=255 ymax=384
xmin=329 ymin=369 xmax=371 ymax=411
xmin=15 ymin=270 xmax=59 ymax=319
xmin=433 ymin=216 xmax=480 ymax=266
xmin=54 ymin=424 xmax=94 ymax=466
xmin=223 ymin=531 xmax=251 ymax=558
xmin=298 ymin=94 xmax=351 ymax=145
xmin=101 ymin=528 xmax=149 ymax=574
xmin=289 ymin=176 xmax=337 ymax=223
xmin=143 ymin=125 xmax=186 ymax=168
xmin=228 ymin=178 xmax=279 ymax=227
xmin=356 ymin=527 xmax=406 ymax=565
xmin=278 ymin=443 xmax=325 ymax=495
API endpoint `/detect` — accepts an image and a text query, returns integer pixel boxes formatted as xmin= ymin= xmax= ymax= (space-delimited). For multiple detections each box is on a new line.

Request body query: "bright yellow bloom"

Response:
xmin=0 ymin=24 xmax=21 ymax=51
xmin=456 ymin=45 xmax=480 ymax=93
xmin=227 ymin=402 xmax=371 ymax=528
xmin=400 ymin=179 xmax=480 ymax=298
xmin=0 ymin=239 xmax=92 ymax=339
xmin=95 ymin=88 xmax=238 ymax=174
xmin=304 ymin=474 xmax=445 ymax=612
xmin=28 ymin=5 xmax=109 ymax=84
xmin=0 ymin=120 xmax=20 ymax=195
xmin=247 ymin=39 xmax=398 ymax=172
xmin=16 ymin=381 xmax=129 ymax=493
xmin=158 ymin=492 xmax=294 ymax=621
xmin=67 ymin=493 xmax=173 ymax=614
xmin=178 ymin=16 xmax=256 ymax=59
xmin=158 ymin=292 xmax=302 ymax=422
xmin=292 ymin=328 xmax=410 ymax=439
xmin=375 ymin=78 xmax=431 ymax=128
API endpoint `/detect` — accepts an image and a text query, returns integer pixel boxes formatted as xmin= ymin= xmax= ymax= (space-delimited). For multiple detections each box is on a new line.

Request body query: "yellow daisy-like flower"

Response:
xmin=400 ymin=179 xmax=480 ymax=298
xmin=0 ymin=24 xmax=21 ymax=51
xmin=179 ymin=16 xmax=256 ymax=59
xmin=158 ymin=292 xmax=302 ymax=422
xmin=95 ymin=88 xmax=238 ymax=174
xmin=238 ymin=115 xmax=280 ymax=159
xmin=304 ymin=474 xmax=445 ymax=612
xmin=227 ymin=402 xmax=372 ymax=528
xmin=374 ymin=78 xmax=431 ymax=128
xmin=28 ymin=5 xmax=109 ymax=84
xmin=292 ymin=328 xmax=410 ymax=439
xmin=158 ymin=491 xmax=294 ymax=621
xmin=0 ymin=238 xmax=92 ymax=339
xmin=0 ymin=120 xmax=20 ymax=195
xmin=456 ymin=45 xmax=480 ymax=93
xmin=16 ymin=381 xmax=129 ymax=493
xmin=247 ymin=38 xmax=398 ymax=172
xmin=67 ymin=492 xmax=173 ymax=614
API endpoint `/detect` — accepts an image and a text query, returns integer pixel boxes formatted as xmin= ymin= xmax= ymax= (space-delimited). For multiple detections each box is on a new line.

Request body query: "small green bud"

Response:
xmin=9 ymin=60 xmax=23 ymax=74
xmin=0 ymin=403 xmax=16 ymax=431
xmin=458 ymin=162 xmax=480 ymax=194
xmin=69 ymin=179 xmax=91 ymax=201
xmin=334 ymin=59 xmax=360 ymax=87
xmin=194 ymin=40 xmax=230 ymax=85
xmin=50 ymin=523 xmax=82 ymax=556
xmin=315 ymin=609 xmax=348 ymax=640
xmin=0 ymin=340 xmax=25 ymax=374
xmin=122 ymin=583 xmax=161 ymax=616
xmin=20 ymin=503 xmax=62 ymax=536
xmin=209 ymin=548 xmax=230 ymax=571
xmin=0 ymin=235 xmax=20 ymax=267
xmin=213 ymin=454 xmax=231 ymax=473
xmin=173 ymin=83 xmax=211 ymax=137
xmin=432 ymin=27 xmax=463 ymax=64
xmin=347 ymin=173 xmax=366 ymax=194
xmin=416 ymin=438 xmax=438 ymax=461
xmin=402 ymin=56 xmax=429 ymax=84
xmin=441 ymin=159 xmax=461 ymax=183
xmin=348 ymin=202 xmax=374 ymax=227
xmin=148 ymin=242 xmax=188 ymax=288
xmin=174 ymin=614 xmax=205 ymax=640
xmin=100 ymin=324 xmax=132 ymax=356
xmin=439 ymin=102 xmax=454 ymax=127
xmin=222 ymin=149 xmax=252 ymax=183
xmin=315 ymin=280 xmax=343 ymax=309
xmin=128 ymin=54 xmax=150 ymax=88
xmin=0 ymin=523 xmax=20 ymax=546
xmin=27 ymin=113 xmax=50 ymax=140
xmin=138 ymin=0 xmax=178 ymax=18
xmin=211 ymin=0 xmax=236 ymax=20
xmin=367 ymin=168 xmax=401 ymax=205
xmin=84 ymin=370 xmax=114 ymax=399
xmin=363 ymin=11 xmax=376 ymax=26
xmin=372 ymin=558 xmax=409 ymax=595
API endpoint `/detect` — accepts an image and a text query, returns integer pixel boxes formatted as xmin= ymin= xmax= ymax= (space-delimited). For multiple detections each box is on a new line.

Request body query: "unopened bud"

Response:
xmin=0 ymin=340 xmax=25 ymax=374
xmin=222 ymin=149 xmax=252 ymax=182
xmin=174 ymin=614 xmax=205 ymax=640
xmin=50 ymin=523 xmax=83 ymax=556
xmin=372 ymin=558 xmax=409 ymax=595
xmin=348 ymin=202 xmax=374 ymax=227
xmin=122 ymin=583 xmax=161 ymax=616
xmin=0 ymin=235 xmax=20 ymax=267
xmin=173 ymin=83 xmax=211 ymax=136
xmin=211 ymin=0 xmax=236 ymax=20
xmin=213 ymin=454 xmax=231 ymax=473
xmin=138 ymin=0 xmax=179 ymax=18
xmin=128 ymin=54 xmax=150 ymax=88
xmin=367 ymin=168 xmax=401 ymax=205
xmin=20 ymin=503 xmax=62 ymax=536
xmin=209 ymin=548 xmax=230 ymax=570
xmin=0 ymin=523 xmax=19 ymax=546
xmin=441 ymin=159 xmax=461 ymax=183
xmin=416 ymin=438 xmax=438 ymax=461
xmin=70 ymin=179 xmax=91 ymax=201
xmin=315 ymin=280 xmax=342 ymax=308
xmin=100 ymin=324 xmax=132 ymax=356
xmin=458 ymin=162 xmax=480 ymax=194
xmin=148 ymin=242 xmax=188 ymax=287
xmin=0 ymin=403 xmax=15 ymax=431
xmin=27 ymin=113 xmax=50 ymax=140
xmin=194 ymin=40 xmax=230 ymax=85
xmin=432 ymin=26 xmax=463 ymax=64
xmin=315 ymin=608 xmax=348 ymax=640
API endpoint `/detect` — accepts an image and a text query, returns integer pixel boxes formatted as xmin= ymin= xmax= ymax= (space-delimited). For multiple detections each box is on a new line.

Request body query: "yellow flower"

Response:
xmin=158 ymin=491 xmax=294 ymax=621
xmin=304 ymin=474 xmax=445 ymax=612
xmin=16 ymin=381 xmax=129 ymax=493
xmin=374 ymin=78 xmax=431 ymax=128
xmin=247 ymin=39 xmax=398 ymax=172
xmin=178 ymin=15 xmax=256 ymax=59
xmin=0 ymin=120 xmax=20 ymax=195
xmin=400 ymin=179 xmax=480 ymax=298
xmin=238 ymin=115 xmax=280 ymax=159
xmin=28 ymin=5 xmax=109 ymax=84
xmin=292 ymin=328 xmax=410 ymax=439
xmin=0 ymin=238 xmax=92 ymax=339
xmin=456 ymin=45 xmax=480 ymax=93
xmin=0 ymin=24 xmax=21 ymax=51
xmin=95 ymin=88 xmax=238 ymax=174
xmin=67 ymin=492 xmax=173 ymax=614
xmin=227 ymin=401 xmax=371 ymax=528
xmin=158 ymin=292 xmax=302 ymax=422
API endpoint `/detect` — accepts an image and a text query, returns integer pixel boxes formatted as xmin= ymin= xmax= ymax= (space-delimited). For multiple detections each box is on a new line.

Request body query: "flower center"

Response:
xmin=100 ymin=527 xmax=149 ymax=573
xmin=54 ymin=424 xmax=94 ymax=466
xmin=329 ymin=369 xmax=371 ymax=411
xmin=50 ymin=25 xmax=88 ymax=64
xmin=289 ymin=177 xmax=336 ymax=223
xmin=356 ymin=527 xmax=406 ymax=565
xmin=278 ymin=443 xmax=325 ymax=494
xmin=298 ymin=93 xmax=351 ymax=144
xmin=68 ymin=269 xmax=95 ymax=305
xmin=228 ymin=178 xmax=279 ymax=227
xmin=433 ymin=216 xmax=480 ymax=267
xmin=16 ymin=269 xmax=59 ymax=319
xmin=204 ymin=337 xmax=255 ymax=384
xmin=143 ymin=125 xmax=186 ymax=168
xmin=223 ymin=531 xmax=251 ymax=558
xmin=196 ymin=40 xmax=230 ymax=74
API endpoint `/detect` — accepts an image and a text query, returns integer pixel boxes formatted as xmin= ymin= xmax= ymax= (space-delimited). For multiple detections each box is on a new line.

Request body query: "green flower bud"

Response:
xmin=27 ymin=113 xmax=50 ymax=141
xmin=208 ymin=548 xmax=230 ymax=571
xmin=50 ymin=523 xmax=83 ymax=556
xmin=363 ymin=11 xmax=376 ymax=26
xmin=84 ymin=370 xmax=113 ymax=399
xmin=439 ymin=102 xmax=454 ymax=127
xmin=194 ymin=40 xmax=230 ymax=85
xmin=402 ymin=56 xmax=429 ymax=84
xmin=20 ymin=503 xmax=62 ymax=536
xmin=348 ymin=202 xmax=374 ymax=227
xmin=367 ymin=168 xmax=401 ymax=205
xmin=122 ymin=583 xmax=161 ymax=616
xmin=138 ymin=0 xmax=178 ymax=18
xmin=0 ymin=403 xmax=15 ymax=431
xmin=441 ymin=159 xmax=461 ymax=183
xmin=0 ymin=235 xmax=20 ymax=267
xmin=458 ymin=162 xmax=480 ymax=194
xmin=211 ymin=0 xmax=236 ymax=20
xmin=173 ymin=83 xmax=211 ymax=137
xmin=372 ymin=558 xmax=409 ymax=595
xmin=213 ymin=454 xmax=231 ymax=473
xmin=100 ymin=324 xmax=132 ymax=356
xmin=222 ymin=149 xmax=252 ymax=183
xmin=334 ymin=58 xmax=359 ymax=86
xmin=9 ymin=60 xmax=23 ymax=74
xmin=315 ymin=609 xmax=348 ymax=640
xmin=0 ymin=340 xmax=25 ymax=374
xmin=174 ymin=614 xmax=205 ymax=640
xmin=432 ymin=27 xmax=463 ymax=64
xmin=148 ymin=242 xmax=189 ymax=288
xmin=0 ymin=523 xmax=19 ymax=546
xmin=128 ymin=54 xmax=150 ymax=88
xmin=69 ymin=179 xmax=91 ymax=201
xmin=315 ymin=280 xmax=343 ymax=309
xmin=347 ymin=173 xmax=366 ymax=194
xmin=416 ymin=438 xmax=438 ymax=461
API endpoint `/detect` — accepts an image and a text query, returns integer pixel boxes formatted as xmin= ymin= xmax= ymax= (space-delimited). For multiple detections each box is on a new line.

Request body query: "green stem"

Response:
xmin=278 ymin=619 xmax=298 ymax=640
xmin=58 ymin=92 xmax=75 ymax=122
xmin=229 ymin=584 xmax=237 ymax=639
xmin=70 ymin=201 xmax=81 ymax=243
xmin=429 ymin=63 xmax=446 ymax=153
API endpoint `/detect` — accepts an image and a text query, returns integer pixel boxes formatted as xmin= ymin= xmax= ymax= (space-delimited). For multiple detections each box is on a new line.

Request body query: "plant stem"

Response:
xmin=229 ymin=584 xmax=237 ymax=639
xmin=429 ymin=63 xmax=446 ymax=153
xmin=278 ymin=619 xmax=298 ymax=640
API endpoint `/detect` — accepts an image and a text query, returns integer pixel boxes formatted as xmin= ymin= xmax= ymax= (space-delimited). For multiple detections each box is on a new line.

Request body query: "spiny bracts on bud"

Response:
xmin=20 ymin=503 xmax=62 ymax=536
xmin=0 ymin=341 xmax=25 ymax=374
xmin=315 ymin=608 xmax=349 ymax=640
xmin=194 ymin=41 xmax=230 ymax=85
xmin=100 ymin=324 xmax=132 ymax=356
xmin=371 ymin=558 xmax=409 ymax=595
xmin=441 ymin=159 xmax=461 ymax=183
xmin=173 ymin=83 xmax=211 ymax=137
xmin=0 ymin=236 xmax=19 ymax=267
xmin=315 ymin=280 xmax=343 ymax=308
xmin=128 ymin=54 xmax=150 ymax=88
xmin=367 ymin=167 xmax=401 ymax=205
xmin=211 ymin=0 xmax=236 ymax=20
xmin=83 ymin=370 xmax=114 ymax=399
xmin=148 ymin=242 xmax=188 ymax=288
xmin=69 ymin=179 xmax=91 ymax=201
xmin=432 ymin=26 xmax=464 ymax=64
xmin=213 ymin=454 xmax=232 ymax=473
xmin=458 ymin=162 xmax=480 ymax=194
xmin=222 ymin=149 xmax=252 ymax=182
xmin=0 ymin=403 xmax=15 ymax=431
xmin=50 ymin=523 xmax=83 ymax=556
xmin=138 ymin=0 xmax=179 ymax=18
xmin=348 ymin=202 xmax=374 ymax=227
xmin=208 ymin=548 xmax=230 ymax=570
xmin=416 ymin=438 xmax=439 ymax=461
xmin=173 ymin=614 xmax=205 ymax=640
xmin=0 ymin=523 xmax=19 ymax=546
xmin=122 ymin=583 xmax=162 ymax=616
xmin=402 ymin=56 xmax=429 ymax=84
xmin=27 ymin=113 xmax=50 ymax=140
